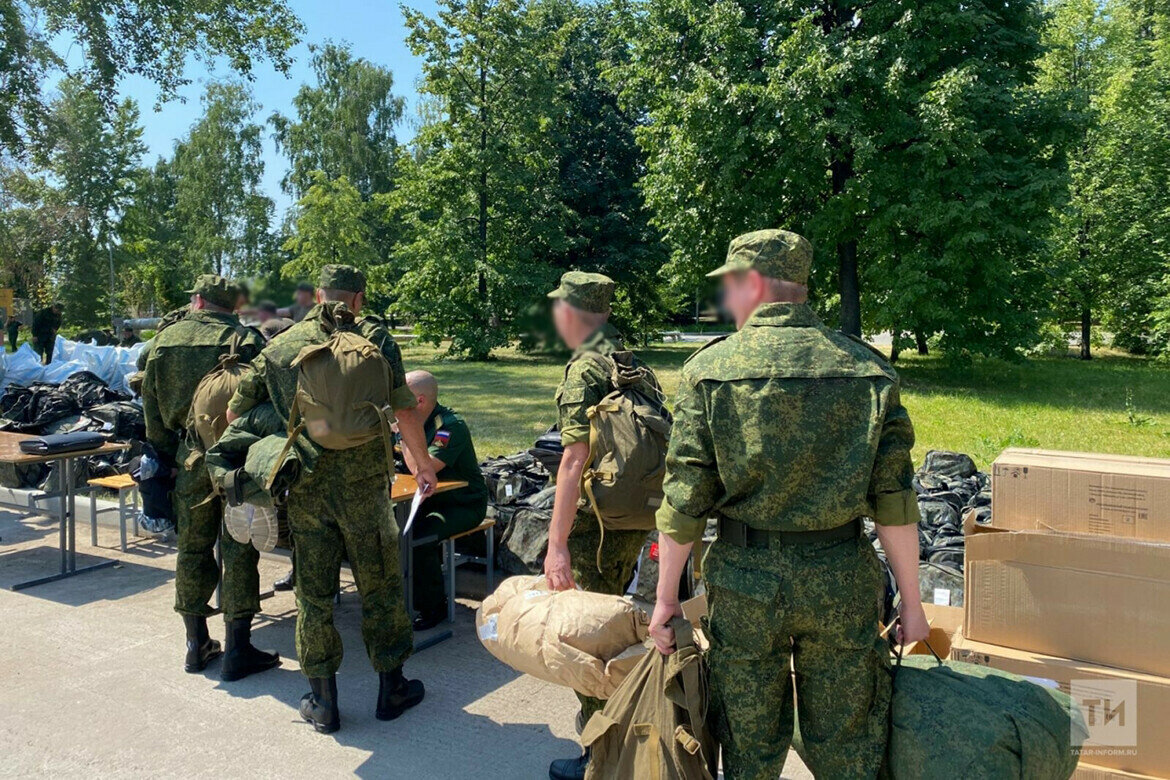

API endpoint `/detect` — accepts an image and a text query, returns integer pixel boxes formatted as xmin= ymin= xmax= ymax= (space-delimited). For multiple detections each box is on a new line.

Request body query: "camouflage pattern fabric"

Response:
xmin=656 ymin=303 xmax=917 ymax=546
xmin=227 ymin=300 xmax=415 ymax=678
xmin=173 ymin=439 xmax=261 ymax=621
xmin=557 ymin=321 xmax=654 ymax=722
xmin=288 ymin=449 xmax=412 ymax=677
xmin=141 ymin=309 xmax=262 ymax=463
xmin=653 ymin=301 xmax=920 ymax=779
xmin=568 ymin=522 xmax=649 ymax=724
xmin=356 ymin=315 xmax=417 ymax=411
xmin=140 ymin=306 xmax=264 ymax=621
xmin=185 ymin=274 xmax=239 ymax=310
xmin=229 ymin=303 xmax=416 ymax=432
xmin=705 ymin=229 xmax=814 ymax=285
xmin=706 ymin=533 xmax=890 ymax=780
xmin=547 ymin=271 xmax=615 ymax=314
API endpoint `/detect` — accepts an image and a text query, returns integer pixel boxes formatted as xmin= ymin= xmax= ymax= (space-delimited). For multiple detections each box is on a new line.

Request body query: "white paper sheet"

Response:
xmin=401 ymin=488 xmax=425 ymax=536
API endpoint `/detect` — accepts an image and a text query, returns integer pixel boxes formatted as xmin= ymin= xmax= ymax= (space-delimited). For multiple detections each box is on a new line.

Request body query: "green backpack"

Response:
xmin=283 ymin=329 xmax=396 ymax=466
xmin=578 ymin=350 xmax=672 ymax=566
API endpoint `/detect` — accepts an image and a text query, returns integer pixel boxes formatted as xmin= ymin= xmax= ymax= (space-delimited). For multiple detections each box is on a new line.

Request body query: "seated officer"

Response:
xmin=399 ymin=370 xmax=488 ymax=631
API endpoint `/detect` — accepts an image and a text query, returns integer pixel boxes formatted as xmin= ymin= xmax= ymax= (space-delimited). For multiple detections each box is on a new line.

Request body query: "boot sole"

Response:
xmin=184 ymin=642 xmax=223 ymax=673
xmin=300 ymin=709 xmax=340 ymax=734
xmin=184 ymin=649 xmax=223 ymax=674
xmin=249 ymin=506 xmax=280 ymax=553
xmin=220 ymin=656 xmax=281 ymax=682
xmin=375 ymin=691 xmax=425 ymax=721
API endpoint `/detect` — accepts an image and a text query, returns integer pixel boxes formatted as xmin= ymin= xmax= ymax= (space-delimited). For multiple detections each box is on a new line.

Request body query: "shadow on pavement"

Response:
xmin=210 ymin=578 xmax=579 ymax=780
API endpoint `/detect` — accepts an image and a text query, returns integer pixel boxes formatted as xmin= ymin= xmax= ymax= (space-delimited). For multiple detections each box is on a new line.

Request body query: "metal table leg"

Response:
xmin=11 ymin=455 xmax=116 ymax=591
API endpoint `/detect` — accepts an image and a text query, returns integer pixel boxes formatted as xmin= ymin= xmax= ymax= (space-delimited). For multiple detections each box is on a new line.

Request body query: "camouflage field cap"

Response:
xmin=185 ymin=274 xmax=239 ymax=309
xmin=320 ymin=264 xmax=366 ymax=294
xmin=706 ymin=229 xmax=813 ymax=285
xmin=547 ymin=271 xmax=615 ymax=314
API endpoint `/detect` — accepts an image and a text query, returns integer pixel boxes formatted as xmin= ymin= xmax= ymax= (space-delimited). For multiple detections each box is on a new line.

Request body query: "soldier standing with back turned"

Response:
xmin=544 ymin=271 xmax=660 ymax=780
xmin=226 ymin=265 xmax=437 ymax=734
xmin=141 ymin=275 xmax=278 ymax=680
xmin=649 ymin=230 xmax=929 ymax=779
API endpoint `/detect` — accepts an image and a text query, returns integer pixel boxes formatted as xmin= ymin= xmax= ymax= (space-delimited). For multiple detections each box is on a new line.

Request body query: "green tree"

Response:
xmin=537 ymin=0 xmax=669 ymax=343
xmin=117 ymin=157 xmax=187 ymax=314
xmin=281 ymin=172 xmax=374 ymax=278
xmin=270 ymin=42 xmax=406 ymax=295
xmin=40 ymin=79 xmax=145 ymax=326
xmin=1039 ymin=0 xmax=1170 ymax=359
xmin=270 ymin=43 xmax=404 ymax=199
xmin=171 ymin=82 xmax=274 ymax=279
xmin=394 ymin=0 xmax=570 ymax=358
xmin=1 ymin=0 xmax=302 ymax=156
xmin=611 ymin=0 xmax=1062 ymax=353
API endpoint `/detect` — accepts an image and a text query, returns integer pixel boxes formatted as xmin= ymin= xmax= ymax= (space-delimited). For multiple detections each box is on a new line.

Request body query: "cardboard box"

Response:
xmin=952 ymin=635 xmax=1170 ymax=777
xmin=964 ymin=530 xmax=1170 ymax=678
xmin=992 ymin=449 xmax=1170 ymax=540
xmin=904 ymin=603 xmax=963 ymax=658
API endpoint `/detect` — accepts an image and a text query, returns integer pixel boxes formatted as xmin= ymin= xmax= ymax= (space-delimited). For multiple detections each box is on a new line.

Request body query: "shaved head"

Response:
xmin=405 ymin=370 xmax=439 ymax=406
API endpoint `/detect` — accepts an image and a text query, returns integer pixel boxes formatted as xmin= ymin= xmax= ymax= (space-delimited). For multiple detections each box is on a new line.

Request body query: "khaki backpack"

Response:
xmin=581 ymin=618 xmax=716 ymax=780
xmin=186 ymin=335 xmax=249 ymax=453
xmin=278 ymin=329 xmax=396 ymax=473
xmin=577 ymin=351 xmax=672 ymax=567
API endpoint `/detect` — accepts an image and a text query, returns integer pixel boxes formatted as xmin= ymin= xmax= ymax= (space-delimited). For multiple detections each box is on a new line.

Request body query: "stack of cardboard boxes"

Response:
xmin=943 ymin=449 xmax=1170 ymax=779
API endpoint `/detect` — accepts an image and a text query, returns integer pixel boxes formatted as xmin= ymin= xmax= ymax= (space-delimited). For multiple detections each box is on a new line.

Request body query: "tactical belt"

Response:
xmin=717 ymin=516 xmax=861 ymax=549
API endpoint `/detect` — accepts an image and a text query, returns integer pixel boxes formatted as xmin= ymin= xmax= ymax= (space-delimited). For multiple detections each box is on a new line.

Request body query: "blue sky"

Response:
xmin=114 ymin=0 xmax=440 ymax=216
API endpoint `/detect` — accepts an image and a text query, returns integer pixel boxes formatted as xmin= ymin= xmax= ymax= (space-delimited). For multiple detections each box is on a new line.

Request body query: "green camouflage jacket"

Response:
xmin=141 ymin=309 xmax=263 ymax=463
xmin=227 ymin=302 xmax=415 ymax=480
xmin=656 ymin=302 xmax=917 ymax=545
xmin=556 ymin=322 xmax=660 ymax=447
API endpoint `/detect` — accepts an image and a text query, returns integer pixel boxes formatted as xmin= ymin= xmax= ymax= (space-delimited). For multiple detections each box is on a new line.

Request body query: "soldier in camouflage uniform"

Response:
xmin=226 ymin=264 xmax=437 ymax=734
xmin=649 ymin=230 xmax=929 ymax=780
xmin=544 ymin=271 xmax=657 ymax=780
xmin=141 ymin=275 xmax=279 ymax=681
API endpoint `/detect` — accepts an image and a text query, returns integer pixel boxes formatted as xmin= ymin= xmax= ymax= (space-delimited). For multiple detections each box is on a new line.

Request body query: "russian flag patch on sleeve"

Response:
xmin=433 ymin=430 xmax=451 ymax=448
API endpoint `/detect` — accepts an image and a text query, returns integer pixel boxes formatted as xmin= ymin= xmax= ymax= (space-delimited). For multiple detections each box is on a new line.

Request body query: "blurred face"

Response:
xmin=295 ymin=289 xmax=313 ymax=306
xmin=256 ymin=309 xmax=274 ymax=323
xmin=720 ymin=270 xmax=765 ymax=329
xmin=552 ymin=299 xmax=573 ymax=344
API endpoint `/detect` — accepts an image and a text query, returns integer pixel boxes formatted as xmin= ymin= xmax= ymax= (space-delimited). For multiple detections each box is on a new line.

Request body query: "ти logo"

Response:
xmin=1071 ymin=679 xmax=1138 ymax=750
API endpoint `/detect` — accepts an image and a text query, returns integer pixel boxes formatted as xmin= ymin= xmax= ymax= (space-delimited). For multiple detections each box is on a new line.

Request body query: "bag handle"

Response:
xmin=886 ymin=617 xmax=943 ymax=669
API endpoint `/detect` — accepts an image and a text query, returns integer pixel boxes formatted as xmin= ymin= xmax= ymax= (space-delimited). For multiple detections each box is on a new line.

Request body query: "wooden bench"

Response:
xmin=86 ymin=473 xmax=139 ymax=552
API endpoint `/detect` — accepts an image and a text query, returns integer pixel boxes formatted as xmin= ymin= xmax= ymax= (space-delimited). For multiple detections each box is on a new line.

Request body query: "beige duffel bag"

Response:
xmin=476 ymin=575 xmax=650 ymax=699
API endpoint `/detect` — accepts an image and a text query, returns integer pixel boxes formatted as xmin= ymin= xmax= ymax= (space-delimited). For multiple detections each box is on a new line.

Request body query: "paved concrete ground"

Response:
xmin=0 ymin=508 xmax=811 ymax=779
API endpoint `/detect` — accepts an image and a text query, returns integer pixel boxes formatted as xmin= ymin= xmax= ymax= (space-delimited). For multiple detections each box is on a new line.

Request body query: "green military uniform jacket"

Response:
xmin=657 ymin=302 xmax=918 ymax=545
xmin=141 ymin=309 xmax=263 ymax=464
xmin=228 ymin=302 xmax=416 ymax=481
xmin=423 ymin=404 xmax=487 ymax=503
xmin=556 ymin=322 xmax=661 ymax=448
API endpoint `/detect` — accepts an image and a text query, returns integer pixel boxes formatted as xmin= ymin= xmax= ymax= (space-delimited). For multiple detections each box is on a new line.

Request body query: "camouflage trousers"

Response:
xmin=173 ymin=445 xmax=260 ymax=621
xmin=705 ymin=531 xmax=890 ymax=780
xmin=568 ymin=515 xmax=650 ymax=728
xmin=287 ymin=450 xmax=412 ymax=678
xmin=412 ymin=493 xmax=488 ymax=615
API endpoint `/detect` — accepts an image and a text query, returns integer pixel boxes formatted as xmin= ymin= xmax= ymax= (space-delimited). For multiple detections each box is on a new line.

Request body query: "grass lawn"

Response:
xmin=400 ymin=339 xmax=1170 ymax=470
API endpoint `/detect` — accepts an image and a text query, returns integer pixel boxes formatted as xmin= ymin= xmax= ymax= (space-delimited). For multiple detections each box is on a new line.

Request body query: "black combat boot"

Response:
xmin=548 ymin=750 xmax=590 ymax=780
xmin=375 ymin=667 xmax=425 ymax=721
xmin=183 ymin=615 xmax=222 ymax=673
xmin=411 ymin=600 xmax=448 ymax=632
xmin=220 ymin=617 xmax=281 ymax=681
xmin=273 ymin=566 xmax=295 ymax=592
xmin=299 ymin=676 xmax=340 ymax=734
